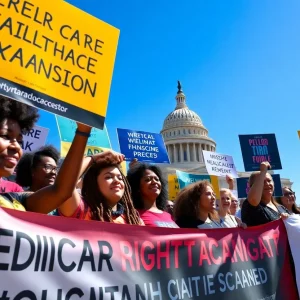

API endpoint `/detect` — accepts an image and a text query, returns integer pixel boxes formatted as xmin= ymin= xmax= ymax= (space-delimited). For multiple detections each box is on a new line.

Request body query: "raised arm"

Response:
xmin=58 ymin=150 xmax=125 ymax=217
xmin=247 ymin=162 xmax=270 ymax=207
xmin=25 ymin=123 xmax=91 ymax=213
xmin=226 ymin=175 xmax=234 ymax=190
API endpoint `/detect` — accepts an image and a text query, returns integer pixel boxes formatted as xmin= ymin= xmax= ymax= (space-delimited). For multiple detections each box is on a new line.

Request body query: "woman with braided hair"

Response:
xmin=58 ymin=151 xmax=143 ymax=225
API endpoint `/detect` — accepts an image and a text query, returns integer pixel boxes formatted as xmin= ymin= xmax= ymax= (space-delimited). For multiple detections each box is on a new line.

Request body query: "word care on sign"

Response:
xmin=202 ymin=151 xmax=238 ymax=178
xmin=236 ymin=174 xmax=283 ymax=199
xmin=117 ymin=128 xmax=170 ymax=163
xmin=239 ymin=134 xmax=282 ymax=171
xmin=22 ymin=125 xmax=49 ymax=153
xmin=0 ymin=208 xmax=298 ymax=300
xmin=0 ymin=0 xmax=120 ymax=129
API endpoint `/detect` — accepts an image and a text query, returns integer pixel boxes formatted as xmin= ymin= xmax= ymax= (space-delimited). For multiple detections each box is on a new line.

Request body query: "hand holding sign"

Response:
xmin=91 ymin=150 xmax=125 ymax=164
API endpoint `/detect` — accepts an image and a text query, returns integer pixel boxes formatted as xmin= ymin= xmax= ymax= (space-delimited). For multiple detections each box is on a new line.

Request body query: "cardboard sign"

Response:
xmin=117 ymin=128 xmax=170 ymax=163
xmin=175 ymin=170 xmax=220 ymax=198
xmin=60 ymin=143 xmax=127 ymax=175
xmin=168 ymin=174 xmax=180 ymax=200
xmin=22 ymin=125 xmax=49 ymax=153
xmin=56 ymin=115 xmax=111 ymax=149
xmin=202 ymin=150 xmax=238 ymax=178
xmin=239 ymin=134 xmax=282 ymax=171
xmin=236 ymin=174 xmax=283 ymax=198
xmin=0 ymin=0 xmax=119 ymax=129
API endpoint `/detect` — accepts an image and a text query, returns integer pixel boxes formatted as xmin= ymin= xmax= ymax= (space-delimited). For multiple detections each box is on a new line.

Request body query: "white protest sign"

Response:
xmin=22 ymin=125 xmax=49 ymax=153
xmin=202 ymin=150 xmax=238 ymax=178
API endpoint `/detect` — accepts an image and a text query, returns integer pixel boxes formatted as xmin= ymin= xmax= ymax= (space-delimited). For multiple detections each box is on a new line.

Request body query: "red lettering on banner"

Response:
xmin=156 ymin=241 xmax=170 ymax=269
xmin=184 ymin=240 xmax=195 ymax=267
xmin=231 ymin=238 xmax=245 ymax=263
xmin=246 ymin=239 xmax=259 ymax=261
xmin=209 ymin=239 xmax=222 ymax=265
xmin=171 ymin=240 xmax=183 ymax=268
xmin=141 ymin=241 xmax=155 ymax=271
xmin=134 ymin=241 xmax=141 ymax=271
xmin=120 ymin=241 xmax=135 ymax=271
xmin=258 ymin=237 xmax=271 ymax=259
xmin=222 ymin=240 xmax=232 ymax=263
xmin=199 ymin=241 xmax=212 ymax=266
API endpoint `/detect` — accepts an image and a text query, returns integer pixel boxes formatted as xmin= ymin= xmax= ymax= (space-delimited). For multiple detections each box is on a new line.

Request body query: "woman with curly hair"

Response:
xmin=0 ymin=96 xmax=91 ymax=213
xmin=58 ymin=152 xmax=143 ymax=225
xmin=174 ymin=180 xmax=222 ymax=229
xmin=16 ymin=145 xmax=60 ymax=192
xmin=127 ymin=163 xmax=178 ymax=228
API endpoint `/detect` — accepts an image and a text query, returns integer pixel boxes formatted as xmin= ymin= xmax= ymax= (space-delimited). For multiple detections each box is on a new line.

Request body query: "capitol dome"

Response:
xmin=161 ymin=81 xmax=216 ymax=164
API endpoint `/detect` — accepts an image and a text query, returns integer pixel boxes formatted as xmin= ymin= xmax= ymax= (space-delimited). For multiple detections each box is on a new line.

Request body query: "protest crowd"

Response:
xmin=0 ymin=0 xmax=299 ymax=298
xmin=1 ymin=96 xmax=297 ymax=228
xmin=0 ymin=96 xmax=300 ymax=299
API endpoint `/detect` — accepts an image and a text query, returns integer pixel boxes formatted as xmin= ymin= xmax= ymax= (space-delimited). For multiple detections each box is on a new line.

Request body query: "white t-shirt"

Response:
xmin=220 ymin=214 xmax=238 ymax=228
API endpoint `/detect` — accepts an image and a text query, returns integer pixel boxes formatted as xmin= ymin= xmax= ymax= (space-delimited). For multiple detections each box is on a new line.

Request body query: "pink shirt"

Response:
xmin=0 ymin=178 xmax=23 ymax=193
xmin=138 ymin=209 xmax=179 ymax=228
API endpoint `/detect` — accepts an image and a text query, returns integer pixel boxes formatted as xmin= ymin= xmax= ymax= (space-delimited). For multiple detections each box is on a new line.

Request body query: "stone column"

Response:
xmin=193 ymin=143 xmax=196 ymax=161
xmin=187 ymin=143 xmax=191 ymax=162
xmin=199 ymin=144 xmax=203 ymax=162
xmin=180 ymin=143 xmax=184 ymax=162
xmin=173 ymin=144 xmax=177 ymax=163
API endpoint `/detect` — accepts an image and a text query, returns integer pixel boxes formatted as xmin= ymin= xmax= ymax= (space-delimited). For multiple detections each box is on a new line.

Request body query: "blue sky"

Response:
xmin=38 ymin=0 xmax=300 ymax=198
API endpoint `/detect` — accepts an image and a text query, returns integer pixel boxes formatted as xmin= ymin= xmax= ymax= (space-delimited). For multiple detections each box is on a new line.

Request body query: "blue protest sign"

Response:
xmin=239 ymin=134 xmax=282 ymax=171
xmin=237 ymin=174 xmax=283 ymax=198
xmin=117 ymin=128 xmax=170 ymax=163
xmin=176 ymin=170 xmax=211 ymax=190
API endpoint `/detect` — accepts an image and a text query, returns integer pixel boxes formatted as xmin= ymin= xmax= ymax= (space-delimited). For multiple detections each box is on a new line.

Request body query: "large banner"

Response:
xmin=239 ymin=134 xmax=282 ymax=171
xmin=236 ymin=174 xmax=283 ymax=198
xmin=0 ymin=0 xmax=119 ymax=129
xmin=21 ymin=125 xmax=49 ymax=153
xmin=117 ymin=128 xmax=170 ymax=163
xmin=0 ymin=208 xmax=298 ymax=299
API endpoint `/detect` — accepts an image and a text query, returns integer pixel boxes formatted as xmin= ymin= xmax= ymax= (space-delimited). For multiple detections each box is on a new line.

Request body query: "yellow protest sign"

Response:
xmin=168 ymin=174 xmax=220 ymax=200
xmin=168 ymin=174 xmax=180 ymax=200
xmin=61 ymin=142 xmax=127 ymax=175
xmin=0 ymin=0 xmax=119 ymax=129
xmin=298 ymin=131 xmax=300 ymax=139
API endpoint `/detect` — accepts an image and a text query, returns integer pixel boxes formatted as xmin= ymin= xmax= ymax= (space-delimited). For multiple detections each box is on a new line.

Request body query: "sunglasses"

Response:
xmin=284 ymin=192 xmax=295 ymax=197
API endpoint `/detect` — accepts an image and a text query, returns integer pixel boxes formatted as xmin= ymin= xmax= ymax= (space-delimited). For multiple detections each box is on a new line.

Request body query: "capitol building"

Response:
xmin=159 ymin=82 xmax=292 ymax=192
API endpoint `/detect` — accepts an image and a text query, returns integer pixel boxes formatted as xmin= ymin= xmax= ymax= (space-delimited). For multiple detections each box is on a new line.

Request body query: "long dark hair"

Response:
xmin=277 ymin=187 xmax=300 ymax=214
xmin=174 ymin=180 xmax=219 ymax=221
xmin=81 ymin=153 xmax=141 ymax=224
xmin=127 ymin=163 xmax=168 ymax=210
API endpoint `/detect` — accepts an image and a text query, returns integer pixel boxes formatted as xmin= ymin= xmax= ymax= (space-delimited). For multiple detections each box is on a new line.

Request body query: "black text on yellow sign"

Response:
xmin=0 ymin=0 xmax=119 ymax=129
